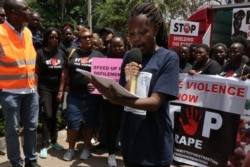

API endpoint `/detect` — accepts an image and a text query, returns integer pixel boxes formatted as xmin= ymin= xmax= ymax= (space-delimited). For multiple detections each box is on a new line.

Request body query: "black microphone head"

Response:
xmin=128 ymin=48 xmax=142 ymax=64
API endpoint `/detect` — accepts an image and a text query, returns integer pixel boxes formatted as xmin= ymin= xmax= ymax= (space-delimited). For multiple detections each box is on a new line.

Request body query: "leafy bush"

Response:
xmin=57 ymin=117 xmax=67 ymax=130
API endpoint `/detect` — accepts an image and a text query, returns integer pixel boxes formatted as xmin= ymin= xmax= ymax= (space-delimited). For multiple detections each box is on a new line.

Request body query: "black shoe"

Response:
xmin=93 ymin=143 xmax=107 ymax=151
xmin=25 ymin=160 xmax=41 ymax=167
xmin=12 ymin=165 xmax=22 ymax=167
xmin=0 ymin=150 xmax=5 ymax=156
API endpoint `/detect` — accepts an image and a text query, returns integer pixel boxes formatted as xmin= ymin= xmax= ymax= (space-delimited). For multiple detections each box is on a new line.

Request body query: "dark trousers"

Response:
xmin=123 ymin=157 xmax=170 ymax=167
xmin=125 ymin=165 xmax=170 ymax=167
xmin=124 ymin=161 xmax=170 ymax=167
xmin=100 ymin=100 xmax=123 ymax=154
xmin=39 ymin=89 xmax=59 ymax=147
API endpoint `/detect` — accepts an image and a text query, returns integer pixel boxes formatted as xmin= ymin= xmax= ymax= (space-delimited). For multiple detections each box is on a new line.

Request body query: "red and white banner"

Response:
xmin=170 ymin=74 xmax=250 ymax=167
xmin=170 ymin=20 xmax=199 ymax=36
xmin=168 ymin=20 xmax=201 ymax=49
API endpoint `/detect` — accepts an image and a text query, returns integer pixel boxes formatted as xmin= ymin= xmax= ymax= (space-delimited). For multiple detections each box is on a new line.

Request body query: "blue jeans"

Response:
xmin=0 ymin=91 xmax=39 ymax=166
xmin=66 ymin=93 xmax=101 ymax=130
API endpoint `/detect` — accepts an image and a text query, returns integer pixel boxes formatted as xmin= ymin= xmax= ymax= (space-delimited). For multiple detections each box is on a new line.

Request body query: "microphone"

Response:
xmin=127 ymin=48 xmax=142 ymax=94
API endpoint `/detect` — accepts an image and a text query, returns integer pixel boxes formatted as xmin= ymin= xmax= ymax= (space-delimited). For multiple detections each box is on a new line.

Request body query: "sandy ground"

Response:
xmin=0 ymin=129 xmax=192 ymax=167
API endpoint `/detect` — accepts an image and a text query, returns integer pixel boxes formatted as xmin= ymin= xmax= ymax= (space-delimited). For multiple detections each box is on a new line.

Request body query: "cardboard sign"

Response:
xmin=90 ymin=57 xmax=122 ymax=94
xmin=170 ymin=20 xmax=199 ymax=36
xmin=169 ymin=20 xmax=201 ymax=49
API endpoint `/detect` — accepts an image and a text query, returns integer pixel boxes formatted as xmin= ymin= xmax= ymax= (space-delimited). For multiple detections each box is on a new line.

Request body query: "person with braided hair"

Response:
xmin=89 ymin=3 xmax=179 ymax=167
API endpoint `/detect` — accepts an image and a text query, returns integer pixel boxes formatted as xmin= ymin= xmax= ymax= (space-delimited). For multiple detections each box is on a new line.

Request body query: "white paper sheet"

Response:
xmin=76 ymin=68 xmax=139 ymax=98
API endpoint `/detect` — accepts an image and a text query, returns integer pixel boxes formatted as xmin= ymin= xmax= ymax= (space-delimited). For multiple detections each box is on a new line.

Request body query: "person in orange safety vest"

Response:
xmin=0 ymin=0 xmax=40 ymax=167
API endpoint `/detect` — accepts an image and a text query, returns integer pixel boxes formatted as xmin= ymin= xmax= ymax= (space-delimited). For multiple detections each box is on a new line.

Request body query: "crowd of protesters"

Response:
xmin=2 ymin=1 xmax=250 ymax=167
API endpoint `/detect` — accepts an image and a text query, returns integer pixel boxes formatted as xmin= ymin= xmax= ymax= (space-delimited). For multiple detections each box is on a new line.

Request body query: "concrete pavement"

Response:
xmin=0 ymin=129 xmax=125 ymax=167
xmin=0 ymin=129 xmax=192 ymax=167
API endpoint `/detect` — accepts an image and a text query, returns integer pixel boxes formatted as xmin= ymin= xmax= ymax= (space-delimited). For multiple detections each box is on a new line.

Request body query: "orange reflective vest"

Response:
xmin=0 ymin=22 xmax=36 ymax=89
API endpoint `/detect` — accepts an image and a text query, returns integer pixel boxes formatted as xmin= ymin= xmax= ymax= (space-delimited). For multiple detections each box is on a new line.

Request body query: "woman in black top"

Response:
xmin=210 ymin=43 xmax=228 ymax=68
xmin=219 ymin=41 xmax=250 ymax=79
xmin=58 ymin=24 xmax=77 ymax=57
xmin=99 ymin=33 xmax=127 ymax=166
xmin=36 ymin=27 xmax=66 ymax=158
xmin=178 ymin=44 xmax=193 ymax=73
xmin=58 ymin=27 xmax=105 ymax=161
xmin=189 ymin=44 xmax=221 ymax=75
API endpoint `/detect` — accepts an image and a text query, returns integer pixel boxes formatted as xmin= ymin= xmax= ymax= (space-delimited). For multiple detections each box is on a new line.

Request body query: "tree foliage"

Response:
xmin=165 ymin=0 xmax=224 ymax=20
xmin=245 ymin=99 xmax=250 ymax=110
xmin=26 ymin=0 xmax=87 ymax=31
xmin=93 ymin=0 xmax=131 ymax=32
xmin=25 ymin=0 xmax=226 ymax=33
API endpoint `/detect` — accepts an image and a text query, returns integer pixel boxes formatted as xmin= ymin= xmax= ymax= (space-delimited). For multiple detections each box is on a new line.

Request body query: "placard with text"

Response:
xmin=91 ymin=57 xmax=123 ymax=94
xmin=170 ymin=74 xmax=250 ymax=167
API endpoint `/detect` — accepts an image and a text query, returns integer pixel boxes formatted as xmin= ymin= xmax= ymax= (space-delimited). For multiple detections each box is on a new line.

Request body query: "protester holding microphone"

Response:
xmin=90 ymin=3 xmax=179 ymax=167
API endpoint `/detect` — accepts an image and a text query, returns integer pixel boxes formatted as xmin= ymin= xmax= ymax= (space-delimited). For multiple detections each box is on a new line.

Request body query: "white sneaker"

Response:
xmin=108 ymin=154 xmax=117 ymax=167
xmin=79 ymin=148 xmax=90 ymax=160
xmin=39 ymin=148 xmax=48 ymax=159
xmin=63 ymin=149 xmax=75 ymax=161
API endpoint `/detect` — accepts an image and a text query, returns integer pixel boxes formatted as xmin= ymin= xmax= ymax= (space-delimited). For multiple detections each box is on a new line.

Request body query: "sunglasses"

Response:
xmin=0 ymin=14 xmax=5 ymax=17
xmin=80 ymin=35 xmax=93 ymax=40
xmin=49 ymin=36 xmax=59 ymax=40
xmin=64 ymin=33 xmax=73 ymax=36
